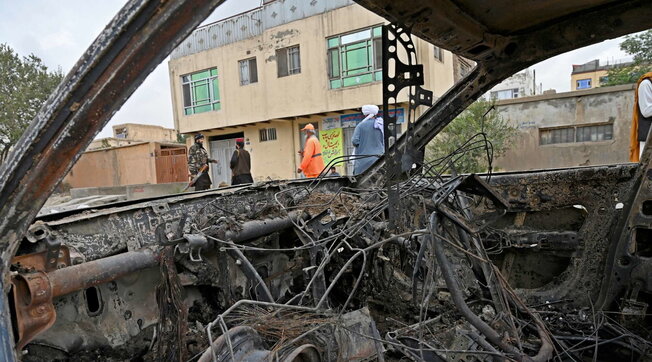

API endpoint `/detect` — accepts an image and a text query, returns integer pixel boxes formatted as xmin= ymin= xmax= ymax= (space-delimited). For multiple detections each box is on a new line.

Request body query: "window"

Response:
xmin=576 ymin=78 xmax=592 ymax=89
xmin=181 ymin=68 xmax=220 ymax=115
xmin=259 ymin=128 xmax=277 ymax=142
xmin=540 ymin=127 xmax=575 ymax=145
xmin=327 ymin=25 xmax=382 ymax=89
xmin=576 ymin=124 xmax=613 ymax=142
xmin=114 ymin=128 xmax=127 ymax=139
xmin=490 ymin=88 xmax=519 ymax=100
xmin=599 ymin=76 xmax=609 ymax=85
xmin=540 ymin=123 xmax=613 ymax=145
xmin=239 ymin=58 xmax=258 ymax=85
xmin=433 ymin=46 xmax=443 ymax=62
xmin=277 ymin=45 xmax=301 ymax=77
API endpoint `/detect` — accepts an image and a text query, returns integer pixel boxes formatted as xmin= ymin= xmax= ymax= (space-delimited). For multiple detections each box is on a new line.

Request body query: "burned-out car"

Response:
xmin=1 ymin=0 xmax=652 ymax=361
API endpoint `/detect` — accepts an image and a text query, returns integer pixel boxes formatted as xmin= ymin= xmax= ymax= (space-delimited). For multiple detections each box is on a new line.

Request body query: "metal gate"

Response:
xmin=155 ymin=147 xmax=188 ymax=183
xmin=210 ymin=138 xmax=237 ymax=186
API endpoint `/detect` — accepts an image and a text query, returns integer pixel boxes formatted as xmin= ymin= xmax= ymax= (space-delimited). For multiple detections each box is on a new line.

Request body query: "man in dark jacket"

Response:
xmin=188 ymin=134 xmax=217 ymax=191
xmin=230 ymin=138 xmax=253 ymax=185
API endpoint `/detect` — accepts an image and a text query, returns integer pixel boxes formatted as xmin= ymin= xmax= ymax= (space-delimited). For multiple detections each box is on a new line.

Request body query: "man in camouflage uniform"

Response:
xmin=188 ymin=134 xmax=217 ymax=191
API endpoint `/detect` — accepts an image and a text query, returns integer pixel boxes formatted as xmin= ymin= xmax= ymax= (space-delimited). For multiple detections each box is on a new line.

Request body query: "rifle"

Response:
xmin=183 ymin=164 xmax=209 ymax=191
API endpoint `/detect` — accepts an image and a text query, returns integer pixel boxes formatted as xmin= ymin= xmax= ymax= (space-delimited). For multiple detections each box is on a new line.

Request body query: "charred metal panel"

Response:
xmin=598 ymin=136 xmax=652 ymax=309
xmin=381 ymin=23 xmax=433 ymax=229
xmin=34 ymin=268 xmax=160 ymax=353
xmin=27 ymin=182 xmax=341 ymax=262
xmin=487 ymin=165 xmax=638 ymax=305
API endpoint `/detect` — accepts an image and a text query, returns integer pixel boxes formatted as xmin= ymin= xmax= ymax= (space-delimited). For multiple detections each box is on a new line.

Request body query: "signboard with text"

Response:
xmin=319 ymin=128 xmax=344 ymax=167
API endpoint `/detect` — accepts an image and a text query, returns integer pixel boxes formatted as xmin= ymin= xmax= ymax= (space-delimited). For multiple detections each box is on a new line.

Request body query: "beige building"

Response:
xmin=64 ymin=142 xmax=188 ymax=188
xmin=89 ymin=123 xmax=179 ymax=150
xmin=168 ymin=0 xmax=457 ymax=184
xmin=570 ymin=59 xmax=632 ymax=91
xmin=65 ymin=123 xmax=187 ymax=188
xmin=495 ymin=84 xmax=635 ymax=171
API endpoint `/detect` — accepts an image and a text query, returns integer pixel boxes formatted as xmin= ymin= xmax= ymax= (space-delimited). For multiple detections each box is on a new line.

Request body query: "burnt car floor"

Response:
xmin=1 ymin=0 xmax=652 ymax=361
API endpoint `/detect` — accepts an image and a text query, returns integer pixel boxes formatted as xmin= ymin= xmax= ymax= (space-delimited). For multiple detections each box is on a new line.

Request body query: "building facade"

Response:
xmin=89 ymin=123 xmax=179 ymax=151
xmin=484 ymin=68 xmax=538 ymax=100
xmin=495 ymin=84 xmax=635 ymax=171
xmin=168 ymin=0 xmax=456 ymax=185
xmin=570 ymin=59 xmax=632 ymax=91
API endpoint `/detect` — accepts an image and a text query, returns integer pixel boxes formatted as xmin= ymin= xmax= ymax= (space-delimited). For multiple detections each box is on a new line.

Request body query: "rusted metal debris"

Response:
xmin=10 ymin=272 xmax=55 ymax=351
xmin=10 ymin=249 xmax=158 ymax=349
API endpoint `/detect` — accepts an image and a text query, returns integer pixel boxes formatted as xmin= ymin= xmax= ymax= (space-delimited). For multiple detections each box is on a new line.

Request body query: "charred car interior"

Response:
xmin=1 ymin=0 xmax=652 ymax=361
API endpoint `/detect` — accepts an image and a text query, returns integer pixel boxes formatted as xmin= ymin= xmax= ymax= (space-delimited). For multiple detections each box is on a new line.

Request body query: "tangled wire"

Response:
xmin=190 ymin=119 xmax=650 ymax=361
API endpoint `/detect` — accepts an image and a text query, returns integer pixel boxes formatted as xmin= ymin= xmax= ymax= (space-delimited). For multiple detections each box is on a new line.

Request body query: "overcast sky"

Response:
xmin=0 ymin=1 xmax=633 ymax=139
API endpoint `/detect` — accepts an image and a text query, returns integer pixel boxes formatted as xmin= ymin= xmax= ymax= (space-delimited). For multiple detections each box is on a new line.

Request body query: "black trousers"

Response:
xmin=194 ymin=172 xmax=212 ymax=191
xmin=232 ymin=174 xmax=253 ymax=185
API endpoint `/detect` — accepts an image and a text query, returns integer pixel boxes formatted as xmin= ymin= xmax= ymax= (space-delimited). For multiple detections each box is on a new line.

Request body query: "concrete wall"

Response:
xmin=168 ymin=3 xmax=454 ymax=134
xmin=64 ymin=143 xmax=157 ymax=188
xmin=495 ymin=84 xmax=635 ymax=171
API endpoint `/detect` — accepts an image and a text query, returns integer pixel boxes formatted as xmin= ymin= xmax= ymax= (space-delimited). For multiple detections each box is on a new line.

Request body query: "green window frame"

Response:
xmin=181 ymin=68 xmax=221 ymax=115
xmin=327 ymin=25 xmax=382 ymax=89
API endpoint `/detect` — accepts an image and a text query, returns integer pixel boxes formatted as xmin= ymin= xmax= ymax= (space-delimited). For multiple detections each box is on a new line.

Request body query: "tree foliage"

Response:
xmin=425 ymin=99 xmax=517 ymax=174
xmin=0 ymin=43 xmax=63 ymax=161
xmin=601 ymin=65 xmax=651 ymax=87
xmin=177 ymin=133 xmax=188 ymax=144
xmin=602 ymin=30 xmax=652 ymax=87
xmin=621 ymin=30 xmax=652 ymax=65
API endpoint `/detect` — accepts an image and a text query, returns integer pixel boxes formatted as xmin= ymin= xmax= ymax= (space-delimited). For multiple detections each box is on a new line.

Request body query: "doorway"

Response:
xmin=209 ymin=132 xmax=243 ymax=186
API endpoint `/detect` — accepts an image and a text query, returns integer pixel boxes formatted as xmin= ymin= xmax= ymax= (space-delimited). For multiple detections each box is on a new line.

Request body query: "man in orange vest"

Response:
xmin=629 ymin=72 xmax=652 ymax=162
xmin=297 ymin=123 xmax=325 ymax=178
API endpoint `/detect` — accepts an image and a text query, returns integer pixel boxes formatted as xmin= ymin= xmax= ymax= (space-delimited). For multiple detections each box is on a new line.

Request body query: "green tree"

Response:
xmin=176 ymin=133 xmax=188 ymax=144
xmin=0 ymin=43 xmax=63 ymax=162
xmin=425 ymin=99 xmax=517 ymax=174
xmin=602 ymin=30 xmax=652 ymax=87
xmin=621 ymin=30 xmax=652 ymax=64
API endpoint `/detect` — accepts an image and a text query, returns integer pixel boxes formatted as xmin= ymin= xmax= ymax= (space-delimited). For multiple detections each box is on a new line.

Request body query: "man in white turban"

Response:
xmin=352 ymin=104 xmax=385 ymax=175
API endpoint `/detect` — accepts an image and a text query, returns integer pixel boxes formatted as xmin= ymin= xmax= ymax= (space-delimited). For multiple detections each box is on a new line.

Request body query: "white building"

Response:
xmin=484 ymin=68 xmax=539 ymax=100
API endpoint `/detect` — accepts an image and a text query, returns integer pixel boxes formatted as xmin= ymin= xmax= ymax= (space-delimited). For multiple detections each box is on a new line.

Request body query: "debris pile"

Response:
xmin=12 ymin=126 xmax=651 ymax=362
xmin=165 ymin=137 xmax=651 ymax=361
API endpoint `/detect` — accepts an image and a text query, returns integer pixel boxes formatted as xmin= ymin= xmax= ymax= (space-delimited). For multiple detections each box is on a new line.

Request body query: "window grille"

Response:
xmin=277 ymin=46 xmax=301 ymax=77
xmin=181 ymin=68 xmax=220 ymax=115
